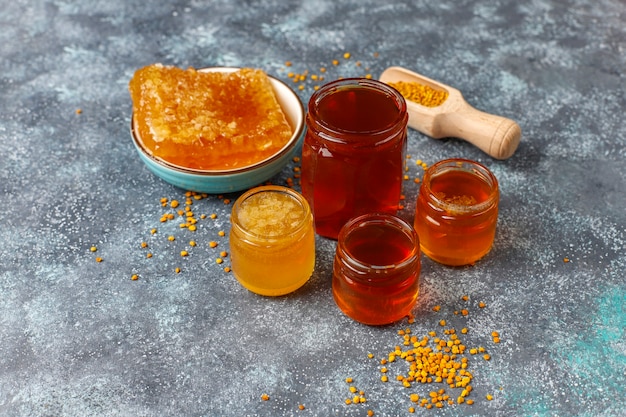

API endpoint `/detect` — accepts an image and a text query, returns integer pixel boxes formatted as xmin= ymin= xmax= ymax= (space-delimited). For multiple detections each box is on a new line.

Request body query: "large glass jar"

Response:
xmin=230 ymin=185 xmax=315 ymax=296
xmin=414 ymin=158 xmax=499 ymax=266
xmin=332 ymin=213 xmax=421 ymax=325
xmin=301 ymin=78 xmax=408 ymax=239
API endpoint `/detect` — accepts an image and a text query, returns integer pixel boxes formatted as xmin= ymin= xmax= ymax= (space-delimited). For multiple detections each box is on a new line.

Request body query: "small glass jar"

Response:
xmin=332 ymin=213 xmax=421 ymax=326
xmin=414 ymin=158 xmax=499 ymax=266
xmin=229 ymin=185 xmax=315 ymax=296
xmin=301 ymin=78 xmax=409 ymax=239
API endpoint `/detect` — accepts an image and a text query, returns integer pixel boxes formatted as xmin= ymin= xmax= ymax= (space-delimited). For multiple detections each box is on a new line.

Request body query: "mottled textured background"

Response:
xmin=1 ymin=1 xmax=625 ymax=416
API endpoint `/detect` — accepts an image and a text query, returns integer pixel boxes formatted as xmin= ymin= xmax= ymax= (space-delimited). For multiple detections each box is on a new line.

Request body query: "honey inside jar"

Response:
xmin=229 ymin=186 xmax=315 ymax=296
xmin=129 ymin=64 xmax=293 ymax=170
xmin=301 ymin=78 xmax=408 ymax=239
xmin=332 ymin=213 xmax=420 ymax=326
xmin=414 ymin=159 xmax=499 ymax=266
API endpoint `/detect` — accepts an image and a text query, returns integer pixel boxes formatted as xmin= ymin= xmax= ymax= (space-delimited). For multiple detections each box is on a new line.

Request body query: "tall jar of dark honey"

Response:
xmin=332 ymin=213 xmax=421 ymax=326
xmin=414 ymin=158 xmax=499 ymax=266
xmin=301 ymin=78 xmax=408 ymax=239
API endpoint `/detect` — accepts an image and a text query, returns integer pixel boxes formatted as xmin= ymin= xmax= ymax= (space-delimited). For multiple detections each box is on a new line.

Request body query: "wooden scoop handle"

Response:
xmin=435 ymin=102 xmax=521 ymax=160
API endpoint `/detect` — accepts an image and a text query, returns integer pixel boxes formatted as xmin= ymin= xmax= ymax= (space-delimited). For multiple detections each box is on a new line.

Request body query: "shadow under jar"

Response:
xmin=301 ymin=78 xmax=408 ymax=240
xmin=332 ymin=213 xmax=421 ymax=326
xmin=229 ymin=185 xmax=315 ymax=296
xmin=414 ymin=158 xmax=499 ymax=266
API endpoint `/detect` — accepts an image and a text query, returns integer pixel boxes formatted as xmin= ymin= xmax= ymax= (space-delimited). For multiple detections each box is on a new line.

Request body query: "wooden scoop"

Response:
xmin=380 ymin=66 xmax=521 ymax=160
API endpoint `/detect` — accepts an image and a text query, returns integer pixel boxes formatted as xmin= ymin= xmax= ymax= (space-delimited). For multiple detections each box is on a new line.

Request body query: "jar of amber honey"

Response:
xmin=229 ymin=185 xmax=315 ymax=296
xmin=301 ymin=78 xmax=408 ymax=239
xmin=414 ymin=158 xmax=499 ymax=266
xmin=332 ymin=213 xmax=421 ymax=326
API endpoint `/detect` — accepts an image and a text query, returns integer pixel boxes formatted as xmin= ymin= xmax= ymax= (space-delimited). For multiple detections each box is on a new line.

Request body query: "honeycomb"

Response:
xmin=129 ymin=64 xmax=293 ymax=170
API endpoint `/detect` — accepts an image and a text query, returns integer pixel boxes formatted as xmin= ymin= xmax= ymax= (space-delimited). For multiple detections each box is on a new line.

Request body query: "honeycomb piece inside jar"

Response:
xmin=129 ymin=64 xmax=293 ymax=170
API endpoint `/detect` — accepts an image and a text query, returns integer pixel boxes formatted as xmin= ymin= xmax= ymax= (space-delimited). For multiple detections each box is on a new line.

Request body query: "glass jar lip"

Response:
xmin=308 ymin=78 xmax=408 ymax=143
xmin=422 ymin=158 xmax=499 ymax=212
xmin=337 ymin=213 xmax=420 ymax=272
xmin=231 ymin=185 xmax=311 ymax=240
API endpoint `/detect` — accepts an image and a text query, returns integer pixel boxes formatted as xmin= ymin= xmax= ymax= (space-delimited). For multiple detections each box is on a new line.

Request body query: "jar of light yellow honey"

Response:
xmin=229 ymin=185 xmax=315 ymax=296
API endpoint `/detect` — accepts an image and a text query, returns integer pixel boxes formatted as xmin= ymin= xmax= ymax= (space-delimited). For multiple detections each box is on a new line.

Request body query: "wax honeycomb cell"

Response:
xmin=237 ymin=191 xmax=305 ymax=237
xmin=129 ymin=64 xmax=293 ymax=170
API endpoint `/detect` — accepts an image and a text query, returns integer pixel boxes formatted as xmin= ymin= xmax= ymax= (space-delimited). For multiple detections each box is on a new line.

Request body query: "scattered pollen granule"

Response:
xmin=131 ymin=190 xmax=240 ymax=285
xmin=354 ymin=301 xmax=502 ymax=412
xmin=280 ymin=52 xmax=380 ymax=92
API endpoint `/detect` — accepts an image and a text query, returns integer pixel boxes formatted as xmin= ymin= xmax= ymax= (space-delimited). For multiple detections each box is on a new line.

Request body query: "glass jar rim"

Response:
xmin=421 ymin=158 xmax=499 ymax=213
xmin=337 ymin=213 xmax=420 ymax=273
xmin=231 ymin=185 xmax=312 ymax=241
xmin=307 ymin=78 xmax=408 ymax=144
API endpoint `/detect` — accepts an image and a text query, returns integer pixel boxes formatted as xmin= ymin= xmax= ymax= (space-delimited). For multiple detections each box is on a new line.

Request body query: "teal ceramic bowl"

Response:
xmin=130 ymin=67 xmax=305 ymax=194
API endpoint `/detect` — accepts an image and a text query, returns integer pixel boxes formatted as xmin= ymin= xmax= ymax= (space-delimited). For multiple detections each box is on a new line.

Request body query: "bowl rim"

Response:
xmin=130 ymin=66 xmax=305 ymax=177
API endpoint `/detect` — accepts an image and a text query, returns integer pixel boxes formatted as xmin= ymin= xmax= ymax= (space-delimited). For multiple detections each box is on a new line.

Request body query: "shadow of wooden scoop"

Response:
xmin=379 ymin=66 xmax=521 ymax=160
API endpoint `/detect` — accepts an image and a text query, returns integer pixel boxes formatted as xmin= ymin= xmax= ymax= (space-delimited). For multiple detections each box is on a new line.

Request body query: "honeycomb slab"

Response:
xmin=129 ymin=64 xmax=293 ymax=170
